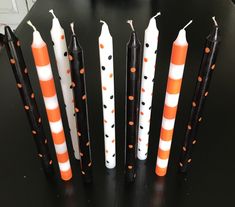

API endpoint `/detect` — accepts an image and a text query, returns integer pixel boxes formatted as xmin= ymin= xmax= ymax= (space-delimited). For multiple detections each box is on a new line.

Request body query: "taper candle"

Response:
xmin=4 ymin=26 xmax=53 ymax=174
xmin=137 ymin=12 xmax=161 ymax=160
xmin=98 ymin=20 xmax=116 ymax=169
xmin=68 ymin=23 xmax=92 ymax=183
xmin=155 ymin=20 xmax=193 ymax=176
xmin=179 ymin=17 xmax=221 ymax=172
xmin=125 ymin=20 xmax=142 ymax=182
xmin=27 ymin=21 xmax=72 ymax=181
xmin=49 ymin=10 xmax=79 ymax=160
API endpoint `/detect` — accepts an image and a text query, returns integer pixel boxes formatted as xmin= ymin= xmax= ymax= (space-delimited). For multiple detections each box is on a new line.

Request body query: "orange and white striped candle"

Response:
xmin=27 ymin=21 xmax=72 ymax=181
xmin=155 ymin=20 xmax=192 ymax=176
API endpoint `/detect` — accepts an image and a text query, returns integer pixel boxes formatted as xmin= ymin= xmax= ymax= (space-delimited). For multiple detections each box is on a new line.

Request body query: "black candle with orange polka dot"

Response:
xmin=125 ymin=20 xmax=142 ymax=182
xmin=4 ymin=26 xmax=53 ymax=174
xmin=179 ymin=17 xmax=221 ymax=173
xmin=68 ymin=23 xmax=92 ymax=183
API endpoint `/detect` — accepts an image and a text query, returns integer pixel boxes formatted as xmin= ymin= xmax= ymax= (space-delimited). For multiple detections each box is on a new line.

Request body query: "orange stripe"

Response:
xmin=47 ymin=107 xmax=61 ymax=122
xmin=166 ymin=78 xmax=182 ymax=94
xmin=158 ymin=148 xmax=170 ymax=160
xmin=32 ymin=45 xmax=50 ymax=66
xmin=40 ymin=79 xmax=56 ymax=97
xmin=163 ymin=105 xmax=177 ymax=119
xmin=160 ymin=127 xmax=173 ymax=141
xmin=171 ymin=43 xmax=188 ymax=65
xmin=60 ymin=169 xmax=72 ymax=181
xmin=155 ymin=166 xmax=167 ymax=176
xmin=52 ymin=130 xmax=65 ymax=145
xmin=57 ymin=152 xmax=69 ymax=163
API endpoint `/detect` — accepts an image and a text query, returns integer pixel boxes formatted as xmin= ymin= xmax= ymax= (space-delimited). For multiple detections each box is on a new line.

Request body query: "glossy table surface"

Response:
xmin=0 ymin=0 xmax=235 ymax=206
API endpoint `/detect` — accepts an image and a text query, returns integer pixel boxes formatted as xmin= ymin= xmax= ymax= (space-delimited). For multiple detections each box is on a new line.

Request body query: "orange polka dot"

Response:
xmin=25 ymin=105 xmax=29 ymax=110
xmin=99 ymin=44 xmax=104 ymax=49
xmin=66 ymin=69 xmax=71 ymax=74
xmin=77 ymin=131 xmax=81 ymax=136
xmin=183 ymin=146 xmax=186 ymax=151
xmin=128 ymin=165 xmax=133 ymax=169
xmin=75 ymin=108 xmax=79 ymax=112
xmin=211 ymin=64 xmax=216 ymax=70
xmin=109 ymin=73 xmax=113 ymax=78
xmin=188 ymin=125 xmax=192 ymax=130
xmin=80 ymin=152 xmax=84 ymax=157
xmin=61 ymin=35 xmax=65 ymax=40
xmin=198 ymin=117 xmax=202 ymax=122
xmin=86 ymin=142 xmax=90 ymax=146
xmin=111 ymin=109 xmax=115 ymax=113
xmin=128 ymin=121 xmax=134 ymax=126
xmin=205 ymin=47 xmax=210 ymax=53
xmin=104 ymin=120 xmax=107 ymax=123
xmin=80 ymin=68 xmax=85 ymax=74
xmin=81 ymin=171 xmax=85 ymax=175
xmin=198 ymin=76 xmax=202 ymax=82
xmin=45 ymin=139 xmax=48 ymax=144
xmin=192 ymin=140 xmax=197 ymax=144
xmin=205 ymin=92 xmax=209 ymax=96
xmin=69 ymin=55 xmax=73 ymax=61
xmin=38 ymin=117 xmax=41 ymax=123
xmin=24 ymin=68 xmax=28 ymax=74
xmin=31 ymin=93 xmax=35 ymax=99
xmin=17 ymin=83 xmax=22 ymax=88
xmin=128 ymin=96 xmax=134 ymax=100
xmin=192 ymin=102 xmax=196 ymax=107
xmin=141 ymin=88 xmax=145 ymax=92
xmin=10 ymin=59 xmax=16 ymax=64
xmin=128 ymin=145 xmax=133 ymax=149
xmin=130 ymin=67 xmax=136 ymax=73
xmin=187 ymin=159 xmax=192 ymax=163
xmin=144 ymin=57 xmax=148 ymax=62
xmin=138 ymin=138 xmax=142 ymax=141
xmin=71 ymin=82 xmax=76 ymax=88
xmin=32 ymin=130 xmax=37 ymax=135
xmin=38 ymin=154 xmax=43 ymax=158
xmin=140 ymin=112 xmax=144 ymax=115
xmin=17 ymin=41 xmax=20 ymax=46
xmin=112 ymin=139 xmax=115 ymax=143
xmin=88 ymin=162 xmax=92 ymax=167
xmin=102 ymin=86 xmax=107 ymax=90
xmin=179 ymin=162 xmax=183 ymax=167
xmin=49 ymin=160 xmax=53 ymax=165
xmin=82 ymin=95 xmax=86 ymax=100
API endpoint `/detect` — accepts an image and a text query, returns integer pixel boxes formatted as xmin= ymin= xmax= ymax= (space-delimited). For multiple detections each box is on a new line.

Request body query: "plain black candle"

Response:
xmin=125 ymin=20 xmax=142 ymax=182
xmin=68 ymin=23 xmax=92 ymax=183
xmin=179 ymin=17 xmax=221 ymax=172
xmin=4 ymin=26 xmax=53 ymax=174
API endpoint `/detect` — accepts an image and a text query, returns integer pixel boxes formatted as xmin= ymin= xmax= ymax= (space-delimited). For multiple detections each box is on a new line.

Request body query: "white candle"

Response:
xmin=137 ymin=13 xmax=161 ymax=160
xmin=98 ymin=20 xmax=116 ymax=169
xmin=49 ymin=10 xmax=80 ymax=160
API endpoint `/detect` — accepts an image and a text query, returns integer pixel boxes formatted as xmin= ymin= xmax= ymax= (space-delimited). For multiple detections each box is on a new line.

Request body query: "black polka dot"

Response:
xmin=112 ymin=154 xmax=115 ymax=157
xmin=145 ymin=153 xmax=147 ymax=155
xmin=59 ymin=76 xmax=61 ymax=80
xmin=110 ymin=95 xmax=114 ymax=99
xmin=64 ymin=52 xmax=67 ymax=57
xmin=104 ymin=105 xmax=107 ymax=109
xmin=145 ymin=43 xmax=149 ymax=47
xmin=105 ymin=134 xmax=109 ymax=138
xmin=144 ymin=76 xmax=148 ymax=79
xmin=108 ymin=55 xmax=112 ymax=60
xmin=155 ymin=50 xmax=157 ymax=54
xmin=140 ymin=126 xmax=143 ymax=129
xmin=102 ymin=66 xmax=105 ymax=70
xmin=149 ymin=106 xmax=152 ymax=110
xmin=152 ymin=78 xmax=154 ymax=82
xmin=111 ymin=124 xmax=115 ymax=128
xmin=148 ymin=131 xmax=150 ymax=135
xmin=73 ymin=113 xmax=76 ymax=116
xmin=106 ymin=161 xmax=109 ymax=163
xmin=52 ymin=41 xmax=54 ymax=45
xmin=138 ymin=148 xmax=141 ymax=151
xmin=141 ymin=102 xmax=145 ymax=105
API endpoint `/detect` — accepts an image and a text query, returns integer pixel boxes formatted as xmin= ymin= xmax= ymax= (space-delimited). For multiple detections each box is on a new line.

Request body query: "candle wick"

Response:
xmin=212 ymin=16 xmax=218 ymax=27
xmin=70 ymin=22 xmax=75 ymax=35
xmin=49 ymin=9 xmax=56 ymax=18
xmin=27 ymin=20 xmax=37 ymax=31
xmin=153 ymin=12 xmax=161 ymax=19
xmin=127 ymin=20 xmax=135 ymax=31
xmin=183 ymin=20 xmax=193 ymax=30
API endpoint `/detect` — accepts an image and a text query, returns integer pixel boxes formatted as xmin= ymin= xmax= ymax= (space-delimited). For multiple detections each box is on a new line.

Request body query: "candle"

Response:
xmin=125 ymin=20 xmax=142 ymax=182
xmin=137 ymin=12 xmax=161 ymax=160
xmin=98 ymin=20 xmax=116 ymax=169
xmin=155 ymin=20 xmax=193 ymax=176
xmin=179 ymin=17 xmax=221 ymax=172
xmin=68 ymin=23 xmax=92 ymax=183
xmin=49 ymin=10 xmax=80 ymax=160
xmin=27 ymin=21 xmax=72 ymax=181
xmin=4 ymin=26 xmax=53 ymax=174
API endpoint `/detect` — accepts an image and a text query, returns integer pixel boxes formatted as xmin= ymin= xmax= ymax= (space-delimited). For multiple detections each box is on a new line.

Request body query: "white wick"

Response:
xmin=70 ymin=22 xmax=75 ymax=35
xmin=183 ymin=20 xmax=193 ymax=30
xmin=27 ymin=20 xmax=37 ymax=31
xmin=127 ymin=20 xmax=135 ymax=31
xmin=152 ymin=12 xmax=161 ymax=18
xmin=212 ymin=16 xmax=218 ymax=27
xmin=49 ymin=9 xmax=56 ymax=18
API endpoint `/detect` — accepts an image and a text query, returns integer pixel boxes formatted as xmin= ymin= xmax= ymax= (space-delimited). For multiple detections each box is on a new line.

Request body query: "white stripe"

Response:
xmin=159 ymin=139 xmax=172 ymax=151
xmin=168 ymin=63 xmax=185 ymax=80
xmin=58 ymin=160 xmax=71 ymax=172
xmin=44 ymin=95 xmax=58 ymax=110
xmin=162 ymin=117 xmax=175 ymax=130
xmin=49 ymin=120 xmax=63 ymax=133
xmin=165 ymin=92 xmax=179 ymax=107
xmin=54 ymin=142 xmax=67 ymax=154
xmin=157 ymin=157 xmax=169 ymax=168
xmin=36 ymin=64 xmax=53 ymax=81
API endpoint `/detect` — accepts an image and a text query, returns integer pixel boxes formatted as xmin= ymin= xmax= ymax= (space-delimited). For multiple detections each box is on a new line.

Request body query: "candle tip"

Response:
xmin=212 ymin=16 xmax=218 ymax=27
xmin=127 ymin=20 xmax=135 ymax=31
xmin=153 ymin=12 xmax=161 ymax=18
xmin=182 ymin=20 xmax=193 ymax=30
xmin=100 ymin=20 xmax=106 ymax=24
xmin=49 ymin=9 xmax=56 ymax=18
xmin=27 ymin=20 xmax=37 ymax=31
xmin=70 ymin=22 xmax=75 ymax=35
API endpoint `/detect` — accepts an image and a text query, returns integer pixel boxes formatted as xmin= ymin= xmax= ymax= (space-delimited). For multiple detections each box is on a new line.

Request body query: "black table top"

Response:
xmin=1 ymin=0 xmax=235 ymax=206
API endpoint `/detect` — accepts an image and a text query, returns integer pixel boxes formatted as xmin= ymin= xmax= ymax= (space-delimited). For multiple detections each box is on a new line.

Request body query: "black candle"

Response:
xmin=68 ymin=23 xmax=92 ymax=183
xmin=125 ymin=20 xmax=142 ymax=182
xmin=179 ymin=17 xmax=221 ymax=172
xmin=4 ymin=26 xmax=53 ymax=174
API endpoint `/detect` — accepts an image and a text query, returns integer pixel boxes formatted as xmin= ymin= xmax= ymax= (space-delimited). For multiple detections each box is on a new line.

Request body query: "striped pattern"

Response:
xmin=155 ymin=42 xmax=188 ymax=176
xmin=31 ymin=41 xmax=72 ymax=181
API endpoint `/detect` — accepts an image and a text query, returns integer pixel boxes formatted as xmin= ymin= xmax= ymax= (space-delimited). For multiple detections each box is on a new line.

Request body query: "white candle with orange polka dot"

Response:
xmin=98 ymin=20 xmax=116 ymax=169
xmin=137 ymin=12 xmax=161 ymax=160
xmin=49 ymin=10 xmax=80 ymax=160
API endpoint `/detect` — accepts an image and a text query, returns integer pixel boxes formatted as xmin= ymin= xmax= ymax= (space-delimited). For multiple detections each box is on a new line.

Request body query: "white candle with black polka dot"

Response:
xmin=49 ymin=10 xmax=80 ymax=160
xmin=98 ymin=20 xmax=116 ymax=169
xmin=137 ymin=12 xmax=161 ymax=160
